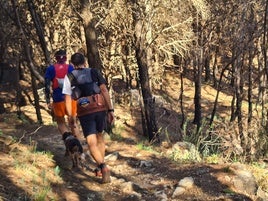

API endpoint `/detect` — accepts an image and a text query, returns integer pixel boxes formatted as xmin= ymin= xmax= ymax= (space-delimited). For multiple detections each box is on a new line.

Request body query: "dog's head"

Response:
xmin=62 ymin=132 xmax=73 ymax=141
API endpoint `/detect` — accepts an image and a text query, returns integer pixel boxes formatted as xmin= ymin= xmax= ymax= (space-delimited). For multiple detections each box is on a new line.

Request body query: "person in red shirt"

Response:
xmin=44 ymin=50 xmax=80 ymax=142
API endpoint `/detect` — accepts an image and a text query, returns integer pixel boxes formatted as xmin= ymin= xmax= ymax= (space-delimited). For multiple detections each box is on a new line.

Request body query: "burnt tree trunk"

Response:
xmin=26 ymin=0 xmax=50 ymax=64
xmin=135 ymin=47 xmax=159 ymax=143
xmin=12 ymin=0 xmax=42 ymax=123
xmin=79 ymin=2 xmax=103 ymax=71
xmin=193 ymin=53 xmax=202 ymax=129
xmin=131 ymin=1 xmax=159 ymax=143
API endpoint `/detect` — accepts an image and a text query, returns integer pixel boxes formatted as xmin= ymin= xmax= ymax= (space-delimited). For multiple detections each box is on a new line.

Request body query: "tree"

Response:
xmin=11 ymin=0 xmax=43 ymax=123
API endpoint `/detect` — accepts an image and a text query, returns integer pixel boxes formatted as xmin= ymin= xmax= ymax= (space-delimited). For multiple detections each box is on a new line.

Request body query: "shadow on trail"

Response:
xmin=110 ymin=148 xmax=254 ymax=201
xmin=32 ymin=125 xmax=137 ymax=201
xmin=0 ymin=169 xmax=31 ymax=200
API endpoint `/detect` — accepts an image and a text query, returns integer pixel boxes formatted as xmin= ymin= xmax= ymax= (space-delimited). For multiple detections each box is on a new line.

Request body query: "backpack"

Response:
xmin=67 ymin=68 xmax=106 ymax=116
xmin=52 ymin=63 xmax=69 ymax=89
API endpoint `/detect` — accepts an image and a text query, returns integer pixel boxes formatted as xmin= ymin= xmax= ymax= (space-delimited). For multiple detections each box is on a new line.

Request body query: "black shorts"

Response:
xmin=78 ymin=111 xmax=106 ymax=138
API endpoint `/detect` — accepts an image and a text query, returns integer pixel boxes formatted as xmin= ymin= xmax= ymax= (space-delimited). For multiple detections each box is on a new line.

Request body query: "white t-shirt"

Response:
xmin=62 ymin=75 xmax=72 ymax=95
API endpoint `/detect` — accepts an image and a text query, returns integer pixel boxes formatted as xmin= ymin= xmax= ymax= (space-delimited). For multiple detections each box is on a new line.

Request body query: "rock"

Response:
xmin=172 ymin=186 xmax=186 ymax=198
xmin=154 ymin=190 xmax=168 ymax=201
xmin=257 ymin=187 xmax=268 ymax=201
xmin=105 ymin=151 xmax=119 ymax=161
xmin=178 ymin=177 xmax=194 ymax=189
xmin=140 ymin=160 xmax=153 ymax=167
xmin=230 ymin=164 xmax=257 ymax=195
xmin=171 ymin=177 xmax=194 ymax=198
xmin=122 ymin=181 xmax=134 ymax=193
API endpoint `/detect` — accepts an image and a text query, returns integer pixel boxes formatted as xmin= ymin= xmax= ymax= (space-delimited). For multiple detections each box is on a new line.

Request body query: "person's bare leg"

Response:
xmin=96 ymin=132 xmax=105 ymax=158
xmin=55 ymin=116 xmax=69 ymax=135
xmin=86 ymin=134 xmax=104 ymax=164
xmin=86 ymin=133 xmax=111 ymax=183
xmin=55 ymin=116 xmax=71 ymax=156
xmin=70 ymin=117 xmax=83 ymax=140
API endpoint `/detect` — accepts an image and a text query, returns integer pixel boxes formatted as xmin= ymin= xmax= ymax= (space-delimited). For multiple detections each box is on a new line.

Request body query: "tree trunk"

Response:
xmin=230 ymin=56 xmax=236 ymax=122
xmin=121 ymin=42 xmax=132 ymax=89
xmin=84 ymin=22 xmax=103 ymax=70
xmin=210 ymin=53 xmax=241 ymax=126
xmin=235 ymin=55 xmax=245 ymax=150
xmin=179 ymin=65 xmax=185 ymax=129
xmin=247 ymin=49 xmax=253 ymax=124
xmin=262 ymin=0 xmax=268 ymax=126
xmin=26 ymin=0 xmax=50 ymax=64
xmin=204 ymin=53 xmax=210 ymax=82
xmin=12 ymin=0 xmax=42 ymax=123
xmin=79 ymin=2 xmax=103 ymax=70
xmin=193 ymin=53 xmax=202 ymax=129
xmin=135 ymin=47 xmax=159 ymax=143
xmin=131 ymin=1 xmax=159 ymax=143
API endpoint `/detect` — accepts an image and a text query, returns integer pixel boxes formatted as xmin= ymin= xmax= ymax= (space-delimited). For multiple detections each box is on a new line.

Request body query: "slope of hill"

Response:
xmin=0 ymin=69 xmax=268 ymax=200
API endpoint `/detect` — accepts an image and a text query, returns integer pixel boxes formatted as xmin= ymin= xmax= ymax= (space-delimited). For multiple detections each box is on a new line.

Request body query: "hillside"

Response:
xmin=0 ymin=69 xmax=268 ymax=201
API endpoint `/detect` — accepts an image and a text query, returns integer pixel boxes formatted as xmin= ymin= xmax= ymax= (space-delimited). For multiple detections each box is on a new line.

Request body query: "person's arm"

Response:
xmin=92 ymin=68 xmax=115 ymax=124
xmin=65 ymin=94 xmax=72 ymax=116
xmin=62 ymin=75 xmax=72 ymax=116
xmin=44 ymin=78 xmax=51 ymax=104
xmin=62 ymin=75 xmax=76 ymax=127
xmin=44 ymin=66 xmax=54 ymax=108
xmin=100 ymin=84 xmax=115 ymax=124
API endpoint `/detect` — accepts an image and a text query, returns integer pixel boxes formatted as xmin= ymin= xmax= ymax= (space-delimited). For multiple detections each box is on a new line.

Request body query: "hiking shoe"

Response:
xmin=94 ymin=167 xmax=102 ymax=177
xmin=100 ymin=163 xmax=111 ymax=183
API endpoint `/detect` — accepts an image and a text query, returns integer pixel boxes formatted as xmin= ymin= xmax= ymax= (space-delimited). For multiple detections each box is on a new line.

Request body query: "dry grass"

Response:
xmin=0 ymin=121 xmax=63 ymax=200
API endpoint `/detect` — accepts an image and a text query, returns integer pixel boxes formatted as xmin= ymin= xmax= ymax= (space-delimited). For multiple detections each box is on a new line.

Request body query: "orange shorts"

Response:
xmin=52 ymin=100 xmax=77 ymax=117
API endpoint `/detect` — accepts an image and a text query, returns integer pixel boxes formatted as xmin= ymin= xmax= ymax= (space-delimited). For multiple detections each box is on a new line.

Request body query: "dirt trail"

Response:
xmin=9 ymin=119 xmax=254 ymax=201
xmin=0 ymin=74 xmax=261 ymax=201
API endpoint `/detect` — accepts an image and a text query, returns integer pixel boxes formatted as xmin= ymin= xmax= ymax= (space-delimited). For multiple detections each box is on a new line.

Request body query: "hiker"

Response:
xmin=62 ymin=52 xmax=115 ymax=183
xmin=44 ymin=49 xmax=80 ymax=139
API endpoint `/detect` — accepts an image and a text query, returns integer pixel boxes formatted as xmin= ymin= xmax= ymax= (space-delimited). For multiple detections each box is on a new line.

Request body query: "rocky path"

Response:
xmin=21 ymin=124 xmax=263 ymax=201
xmin=0 ymin=93 xmax=265 ymax=201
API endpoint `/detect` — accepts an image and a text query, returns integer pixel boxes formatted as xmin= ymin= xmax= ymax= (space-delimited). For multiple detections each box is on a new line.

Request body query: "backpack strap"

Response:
xmin=67 ymin=72 xmax=78 ymax=86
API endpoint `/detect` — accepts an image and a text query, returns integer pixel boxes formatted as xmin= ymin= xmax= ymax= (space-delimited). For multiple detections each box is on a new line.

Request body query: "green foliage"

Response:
xmin=223 ymin=188 xmax=236 ymax=195
xmin=250 ymin=162 xmax=268 ymax=191
xmin=136 ymin=141 xmax=154 ymax=152
xmin=6 ymin=140 xmax=62 ymax=200
xmin=109 ymin=132 xmax=123 ymax=141
xmin=54 ymin=166 xmax=61 ymax=176
xmin=169 ymin=142 xmax=201 ymax=163
xmin=108 ymin=124 xmax=124 ymax=141
xmin=182 ymin=119 xmax=221 ymax=157
xmin=222 ymin=166 xmax=231 ymax=173
xmin=34 ymin=186 xmax=52 ymax=201
xmin=204 ymin=154 xmax=220 ymax=164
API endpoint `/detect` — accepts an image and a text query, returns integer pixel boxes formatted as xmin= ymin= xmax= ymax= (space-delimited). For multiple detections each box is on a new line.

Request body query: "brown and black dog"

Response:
xmin=62 ymin=132 xmax=85 ymax=169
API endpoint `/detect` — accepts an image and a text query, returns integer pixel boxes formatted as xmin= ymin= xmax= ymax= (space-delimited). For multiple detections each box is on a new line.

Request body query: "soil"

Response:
xmin=0 ymin=110 xmax=256 ymax=201
xmin=0 ymin=70 xmax=263 ymax=201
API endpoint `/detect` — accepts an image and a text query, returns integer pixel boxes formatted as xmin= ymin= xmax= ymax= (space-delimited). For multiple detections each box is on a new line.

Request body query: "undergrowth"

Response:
xmin=0 ymin=133 xmax=63 ymax=201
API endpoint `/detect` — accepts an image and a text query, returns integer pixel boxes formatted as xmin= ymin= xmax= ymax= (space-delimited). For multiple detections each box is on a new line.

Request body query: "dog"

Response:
xmin=62 ymin=132 xmax=85 ymax=169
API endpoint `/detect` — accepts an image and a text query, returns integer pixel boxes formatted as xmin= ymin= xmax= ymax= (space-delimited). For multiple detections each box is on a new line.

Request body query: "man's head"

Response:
xmin=55 ymin=49 xmax=67 ymax=63
xmin=71 ymin=53 xmax=86 ymax=67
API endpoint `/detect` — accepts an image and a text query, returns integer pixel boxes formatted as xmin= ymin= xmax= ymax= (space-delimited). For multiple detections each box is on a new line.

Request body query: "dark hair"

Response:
xmin=55 ymin=49 xmax=66 ymax=56
xmin=71 ymin=53 xmax=85 ymax=66
xmin=55 ymin=49 xmax=67 ymax=63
